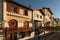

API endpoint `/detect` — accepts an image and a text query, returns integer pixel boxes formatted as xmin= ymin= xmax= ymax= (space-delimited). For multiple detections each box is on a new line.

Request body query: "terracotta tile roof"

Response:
xmin=42 ymin=7 xmax=53 ymax=15
xmin=39 ymin=9 xmax=45 ymax=15
xmin=6 ymin=0 xmax=33 ymax=11
xmin=35 ymin=9 xmax=45 ymax=15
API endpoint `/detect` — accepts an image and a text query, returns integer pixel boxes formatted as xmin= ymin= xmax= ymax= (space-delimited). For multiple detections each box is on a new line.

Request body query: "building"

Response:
xmin=52 ymin=17 xmax=58 ymax=27
xmin=0 ymin=0 xmax=59 ymax=40
xmin=55 ymin=18 xmax=60 ymax=26
xmin=0 ymin=0 xmax=34 ymax=40
xmin=33 ymin=9 xmax=45 ymax=27
xmin=42 ymin=7 xmax=53 ymax=27
xmin=33 ymin=9 xmax=45 ymax=35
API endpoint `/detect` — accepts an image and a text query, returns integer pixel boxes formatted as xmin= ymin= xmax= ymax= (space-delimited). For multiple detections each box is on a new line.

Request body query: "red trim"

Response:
xmin=17 ymin=7 xmax=19 ymax=14
xmin=7 ymin=2 xmax=19 ymax=14
xmin=6 ymin=0 xmax=33 ymax=11
xmin=7 ymin=3 xmax=11 ymax=12
xmin=8 ymin=19 xmax=18 ymax=27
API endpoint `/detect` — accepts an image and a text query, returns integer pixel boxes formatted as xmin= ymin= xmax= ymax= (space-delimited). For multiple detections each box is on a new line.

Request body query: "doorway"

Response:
xmin=6 ymin=33 xmax=17 ymax=40
xmin=6 ymin=19 xmax=18 ymax=40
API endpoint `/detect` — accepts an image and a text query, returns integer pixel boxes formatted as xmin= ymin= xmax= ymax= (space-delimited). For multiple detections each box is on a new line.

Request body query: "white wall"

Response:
xmin=33 ymin=10 xmax=44 ymax=21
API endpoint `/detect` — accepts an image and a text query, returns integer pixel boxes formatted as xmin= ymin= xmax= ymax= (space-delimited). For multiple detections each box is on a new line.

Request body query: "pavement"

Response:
xmin=27 ymin=32 xmax=60 ymax=40
xmin=46 ymin=32 xmax=60 ymax=40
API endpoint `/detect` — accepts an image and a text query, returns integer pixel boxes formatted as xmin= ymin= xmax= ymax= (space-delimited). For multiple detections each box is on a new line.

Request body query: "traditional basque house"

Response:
xmin=33 ymin=9 xmax=45 ymax=35
xmin=55 ymin=18 xmax=60 ymax=26
xmin=42 ymin=7 xmax=53 ymax=27
xmin=52 ymin=18 xmax=58 ymax=27
xmin=0 ymin=0 xmax=35 ymax=40
xmin=0 ymin=0 xmax=58 ymax=40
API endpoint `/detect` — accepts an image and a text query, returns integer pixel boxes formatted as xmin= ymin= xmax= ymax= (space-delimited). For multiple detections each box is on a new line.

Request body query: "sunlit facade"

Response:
xmin=42 ymin=7 xmax=53 ymax=27
xmin=0 ymin=0 xmax=59 ymax=40
xmin=0 ymin=0 xmax=34 ymax=40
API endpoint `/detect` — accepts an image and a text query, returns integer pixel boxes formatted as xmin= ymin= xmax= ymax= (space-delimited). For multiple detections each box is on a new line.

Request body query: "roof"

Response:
xmin=39 ymin=9 xmax=45 ymax=15
xmin=53 ymin=17 xmax=58 ymax=22
xmin=42 ymin=7 xmax=53 ymax=15
xmin=34 ymin=9 xmax=45 ymax=15
xmin=6 ymin=0 xmax=33 ymax=11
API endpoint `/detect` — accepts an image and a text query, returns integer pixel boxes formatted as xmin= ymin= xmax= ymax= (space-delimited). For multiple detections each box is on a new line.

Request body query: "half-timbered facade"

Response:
xmin=0 ymin=0 xmax=34 ymax=40
xmin=42 ymin=7 xmax=53 ymax=27
xmin=33 ymin=9 xmax=45 ymax=27
xmin=33 ymin=9 xmax=45 ymax=35
xmin=0 ymin=0 xmax=59 ymax=40
xmin=52 ymin=18 xmax=58 ymax=27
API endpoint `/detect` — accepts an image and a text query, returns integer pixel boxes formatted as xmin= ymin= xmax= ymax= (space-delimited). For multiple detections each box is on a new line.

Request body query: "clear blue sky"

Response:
xmin=14 ymin=0 xmax=60 ymax=18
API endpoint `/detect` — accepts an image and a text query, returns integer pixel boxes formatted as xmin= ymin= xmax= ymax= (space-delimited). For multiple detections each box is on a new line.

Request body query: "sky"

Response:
xmin=14 ymin=0 xmax=60 ymax=18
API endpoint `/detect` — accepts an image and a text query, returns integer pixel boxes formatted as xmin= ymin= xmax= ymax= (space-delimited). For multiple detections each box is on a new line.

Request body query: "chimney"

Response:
xmin=29 ymin=5 xmax=32 ymax=8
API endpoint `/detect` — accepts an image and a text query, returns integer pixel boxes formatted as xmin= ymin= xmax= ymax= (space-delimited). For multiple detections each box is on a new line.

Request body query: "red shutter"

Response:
xmin=17 ymin=7 xmax=19 ymax=14
xmin=7 ymin=3 xmax=11 ymax=12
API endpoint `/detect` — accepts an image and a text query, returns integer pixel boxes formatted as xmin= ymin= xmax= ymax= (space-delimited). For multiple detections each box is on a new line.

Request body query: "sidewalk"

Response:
xmin=27 ymin=32 xmax=55 ymax=40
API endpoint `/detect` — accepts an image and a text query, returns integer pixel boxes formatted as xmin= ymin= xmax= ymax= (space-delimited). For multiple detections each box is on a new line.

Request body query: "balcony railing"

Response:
xmin=6 ymin=27 xmax=33 ymax=34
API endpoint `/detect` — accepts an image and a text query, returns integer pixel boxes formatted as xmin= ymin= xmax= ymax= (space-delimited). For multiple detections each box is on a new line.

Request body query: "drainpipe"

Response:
xmin=42 ymin=8 xmax=46 ymax=35
xmin=43 ymin=16 xmax=46 ymax=35
xmin=32 ymin=10 xmax=35 ymax=36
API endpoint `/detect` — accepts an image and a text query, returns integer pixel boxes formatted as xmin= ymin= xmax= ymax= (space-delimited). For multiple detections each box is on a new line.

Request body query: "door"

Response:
xmin=14 ymin=33 xmax=17 ymax=40
xmin=6 ymin=34 xmax=11 ymax=40
xmin=34 ymin=21 xmax=38 ymax=27
xmin=6 ymin=33 xmax=17 ymax=40
xmin=45 ymin=22 xmax=50 ymax=27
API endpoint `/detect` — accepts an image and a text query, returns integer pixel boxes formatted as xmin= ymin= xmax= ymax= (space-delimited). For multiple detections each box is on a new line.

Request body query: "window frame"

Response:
xmin=40 ymin=16 xmax=42 ymax=19
xmin=37 ymin=14 xmax=39 ymax=18
xmin=24 ymin=10 xmax=28 ymax=16
xmin=11 ymin=5 xmax=17 ymax=13
xmin=24 ymin=21 xmax=29 ymax=27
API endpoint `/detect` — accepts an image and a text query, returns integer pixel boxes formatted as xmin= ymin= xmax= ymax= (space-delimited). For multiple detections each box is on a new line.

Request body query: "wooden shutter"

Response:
xmin=7 ymin=3 xmax=11 ymax=12
xmin=17 ymin=7 xmax=19 ymax=14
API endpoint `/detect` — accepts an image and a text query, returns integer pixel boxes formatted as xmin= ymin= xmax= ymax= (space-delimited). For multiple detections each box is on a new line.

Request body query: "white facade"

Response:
xmin=43 ymin=8 xmax=53 ymax=26
xmin=33 ymin=9 xmax=44 ymax=26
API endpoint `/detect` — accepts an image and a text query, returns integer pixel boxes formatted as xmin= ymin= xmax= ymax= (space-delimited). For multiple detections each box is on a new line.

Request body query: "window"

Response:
xmin=37 ymin=15 xmax=39 ymax=18
xmin=7 ymin=3 xmax=19 ymax=13
xmin=40 ymin=16 xmax=42 ymax=19
xmin=49 ymin=15 xmax=52 ymax=19
xmin=24 ymin=10 xmax=28 ymax=16
xmin=48 ymin=14 xmax=49 ymax=17
xmin=11 ymin=6 xmax=17 ymax=13
xmin=24 ymin=21 xmax=29 ymax=27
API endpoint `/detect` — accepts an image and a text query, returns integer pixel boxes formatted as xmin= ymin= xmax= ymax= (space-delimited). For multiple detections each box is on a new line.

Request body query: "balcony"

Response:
xmin=6 ymin=27 xmax=33 ymax=34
